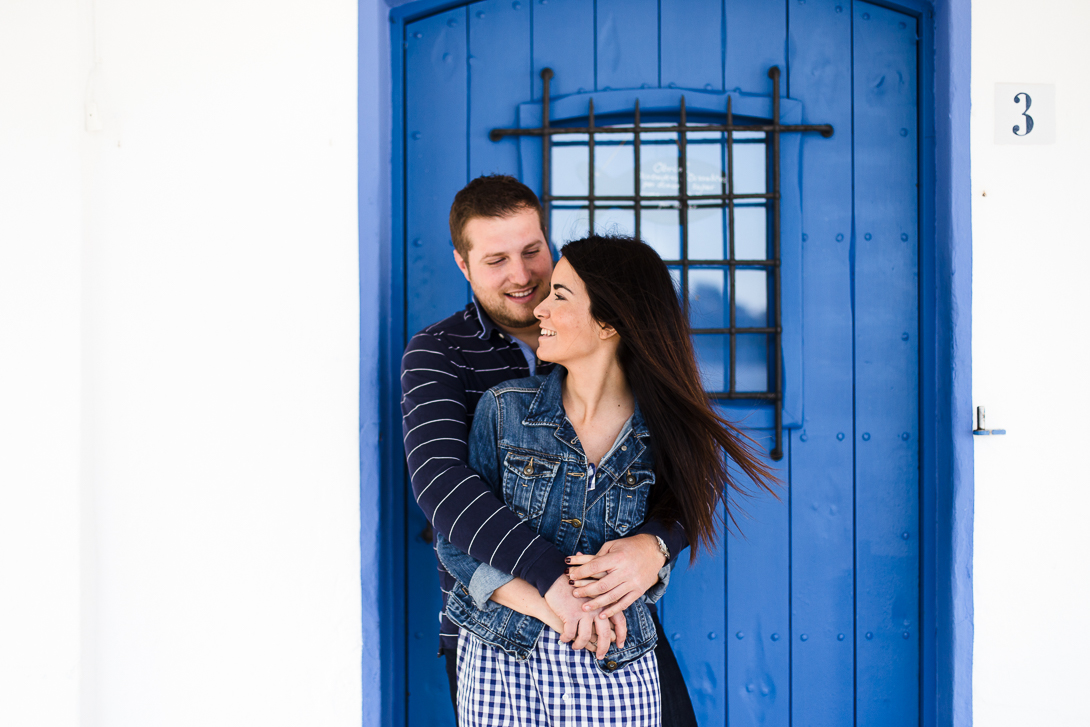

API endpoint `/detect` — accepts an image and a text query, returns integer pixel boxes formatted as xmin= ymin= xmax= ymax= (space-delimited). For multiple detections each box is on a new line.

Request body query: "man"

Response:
xmin=400 ymin=175 xmax=696 ymax=725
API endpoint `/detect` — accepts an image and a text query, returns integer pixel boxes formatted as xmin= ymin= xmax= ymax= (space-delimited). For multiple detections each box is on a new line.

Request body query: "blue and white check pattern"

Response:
xmin=457 ymin=627 xmax=660 ymax=727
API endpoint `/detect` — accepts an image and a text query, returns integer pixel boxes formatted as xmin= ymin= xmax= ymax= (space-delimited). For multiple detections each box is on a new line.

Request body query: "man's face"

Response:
xmin=454 ymin=208 xmax=553 ymax=332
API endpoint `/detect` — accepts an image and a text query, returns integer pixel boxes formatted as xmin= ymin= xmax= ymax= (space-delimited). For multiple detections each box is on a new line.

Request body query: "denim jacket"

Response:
xmin=436 ymin=367 xmax=670 ymax=674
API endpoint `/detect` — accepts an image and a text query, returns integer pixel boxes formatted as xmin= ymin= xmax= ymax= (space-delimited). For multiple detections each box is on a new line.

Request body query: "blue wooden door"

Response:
xmin=397 ymin=2 xmax=920 ymax=725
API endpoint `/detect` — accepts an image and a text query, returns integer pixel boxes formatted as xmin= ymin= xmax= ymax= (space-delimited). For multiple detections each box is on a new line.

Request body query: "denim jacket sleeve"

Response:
xmin=434 ymin=532 xmax=515 ymax=610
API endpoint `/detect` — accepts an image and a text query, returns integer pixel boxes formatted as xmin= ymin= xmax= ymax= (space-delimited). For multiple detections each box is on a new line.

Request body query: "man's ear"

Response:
xmin=453 ymin=248 xmax=472 ymax=283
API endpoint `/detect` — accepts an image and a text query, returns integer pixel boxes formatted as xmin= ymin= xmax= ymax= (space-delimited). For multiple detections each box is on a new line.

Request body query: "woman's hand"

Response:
xmin=566 ymin=534 xmax=667 ymax=618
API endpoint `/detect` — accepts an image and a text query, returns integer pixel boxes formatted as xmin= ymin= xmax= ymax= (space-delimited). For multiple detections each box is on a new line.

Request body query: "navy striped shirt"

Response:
xmin=401 ymin=302 xmax=687 ymax=651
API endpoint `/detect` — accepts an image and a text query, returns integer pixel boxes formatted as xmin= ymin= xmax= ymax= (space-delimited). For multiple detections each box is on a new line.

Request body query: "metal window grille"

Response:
xmin=491 ymin=67 xmax=832 ymax=460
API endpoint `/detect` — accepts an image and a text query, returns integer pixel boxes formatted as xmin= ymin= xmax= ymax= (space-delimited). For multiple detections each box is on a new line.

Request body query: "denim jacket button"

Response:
xmin=605 ymin=660 xmax=618 ymax=670
xmin=626 ymin=473 xmax=636 ymax=485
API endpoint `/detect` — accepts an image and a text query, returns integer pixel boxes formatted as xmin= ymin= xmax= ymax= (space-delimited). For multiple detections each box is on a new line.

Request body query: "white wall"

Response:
xmin=0 ymin=1 xmax=362 ymax=725
xmin=971 ymin=1 xmax=1090 ymax=725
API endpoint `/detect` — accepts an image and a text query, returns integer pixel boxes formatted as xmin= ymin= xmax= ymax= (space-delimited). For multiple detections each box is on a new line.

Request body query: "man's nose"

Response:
xmin=508 ymin=258 xmax=532 ymax=285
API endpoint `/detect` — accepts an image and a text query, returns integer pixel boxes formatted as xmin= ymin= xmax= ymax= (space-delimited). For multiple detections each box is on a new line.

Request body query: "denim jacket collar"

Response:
xmin=523 ymin=367 xmax=652 ymax=480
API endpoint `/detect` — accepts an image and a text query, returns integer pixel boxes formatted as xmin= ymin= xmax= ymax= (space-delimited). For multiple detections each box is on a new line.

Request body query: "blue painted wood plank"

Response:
xmin=661 ymin=0 xmax=723 ymax=91
xmin=469 ymin=0 xmax=532 ymax=179
xmin=405 ymin=7 xmax=469 ymax=337
xmin=786 ymin=0 xmax=856 ymax=723
xmin=726 ymin=443 xmax=790 ymax=727
xmin=724 ymin=0 xmax=786 ymax=95
xmin=405 ymin=8 xmax=469 ymax=725
xmin=595 ymin=0 xmax=659 ymax=91
xmin=532 ymin=0 xmax=594 ymax=100
xmin=659 ymin=504 xmax=727 ymax=727
xmin=853 ymin=3 xmax=920 ymax=725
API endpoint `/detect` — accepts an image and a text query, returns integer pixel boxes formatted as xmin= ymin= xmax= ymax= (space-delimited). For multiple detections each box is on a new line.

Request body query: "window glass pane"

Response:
xmin=641 ymin=206 xmax=680 ymax=260
xmin=688 ymin=267 xmax=727 ymax=329
xmin=734 ymin=268 xmax=768 ymax=327
xmin=594 ymin=205 xmax=634 ymax=236
xmin=732 ymin=142 xmax=766 ymax=195
xmin=688 ymin=205 xmax=725 ymax=260
xmin=552 ymin=144 xmax=588 ymax=197
xmin=640 ymin=136 xmax=679 ymax=197
xmin=693 ymin=334 xmax=728 ymax=392
xmin=686 ymin=142 xmax=724 ymax=197
xmin=594 ymin=133 xmax=635 ymax=197
xmin=732 ymin=205 xmax=768 ymax=260
xmin=550 ymin=205 xmax=588 ymax=246
xmin=736 ymin=334 xmax=769 ymax=392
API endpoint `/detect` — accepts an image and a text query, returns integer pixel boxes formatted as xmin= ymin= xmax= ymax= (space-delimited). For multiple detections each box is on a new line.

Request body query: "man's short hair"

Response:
xmin=448 ymin=175 xmax=547 ymax=259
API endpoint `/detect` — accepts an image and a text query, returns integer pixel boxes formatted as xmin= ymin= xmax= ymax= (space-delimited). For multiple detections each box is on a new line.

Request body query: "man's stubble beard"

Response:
xmin=482 ymin=298 xmax=539 ymax=330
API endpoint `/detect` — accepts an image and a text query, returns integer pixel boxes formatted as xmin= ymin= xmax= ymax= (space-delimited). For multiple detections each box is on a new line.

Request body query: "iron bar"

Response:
xmin=541 ymin=68 xmax=553 ymax=233
xmin=492 ymin=123 xmax=834 ymax=138
xmin=634 ymin=100 xmax=641 ymax=243
xmin=548 ymin=193 xmax=774 ymax=201
xmin=709 ymin=392 xmax=778 ymax=400
xmin=726 ymin=94 xmax=737 ymax=396
xmin=679 ymin=97 xmax=689 ymax=319
xmin=768 ymin=67 xmax=784 ymax=460
xmin=663 ymin=259 xmax=778 ymax=266
xmin=588 ymin=98 xmax=595 ymax=233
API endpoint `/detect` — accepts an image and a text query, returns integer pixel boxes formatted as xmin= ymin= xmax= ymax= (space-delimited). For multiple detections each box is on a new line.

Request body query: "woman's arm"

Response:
xmin=491 ymin=576 xmax=619 ymax=659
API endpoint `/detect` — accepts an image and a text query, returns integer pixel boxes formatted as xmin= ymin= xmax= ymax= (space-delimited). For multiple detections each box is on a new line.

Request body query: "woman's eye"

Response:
xmin=553 ymin=293 xmax=564 ymax=301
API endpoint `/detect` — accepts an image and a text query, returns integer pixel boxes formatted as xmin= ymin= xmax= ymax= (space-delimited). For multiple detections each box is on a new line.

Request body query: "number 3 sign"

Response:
xmin=995 ymin=83 xmax=1056 ymax=145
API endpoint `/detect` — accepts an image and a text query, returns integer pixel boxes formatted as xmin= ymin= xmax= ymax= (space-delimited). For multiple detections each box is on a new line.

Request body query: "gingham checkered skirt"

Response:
xmin=456 ymin=627 xmax=660 ymax=727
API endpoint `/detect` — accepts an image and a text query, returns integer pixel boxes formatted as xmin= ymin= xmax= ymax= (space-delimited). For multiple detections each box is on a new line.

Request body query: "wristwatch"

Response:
xmin=654 ymin=535 xmax=671 ymax=563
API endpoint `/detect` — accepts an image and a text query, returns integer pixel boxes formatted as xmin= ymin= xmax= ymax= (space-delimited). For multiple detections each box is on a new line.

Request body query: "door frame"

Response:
xmin=370 ymin=1 xmax=974 ymax=725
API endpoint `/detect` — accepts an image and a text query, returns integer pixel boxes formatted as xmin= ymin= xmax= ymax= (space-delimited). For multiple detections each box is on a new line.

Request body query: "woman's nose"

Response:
xmin=534 ymin=299 xmax=549 ymax=319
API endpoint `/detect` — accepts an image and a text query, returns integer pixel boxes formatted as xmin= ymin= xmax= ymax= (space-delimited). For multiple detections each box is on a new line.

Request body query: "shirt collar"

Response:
xmin=472 ymin=297 xmax=501 ymax=341
xmin=523 ymin=367 xmax=650 ymax=440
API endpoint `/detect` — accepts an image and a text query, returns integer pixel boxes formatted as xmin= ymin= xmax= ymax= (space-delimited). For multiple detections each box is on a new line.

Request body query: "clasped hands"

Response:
xmin=542 ymin=533 xmax=667 ymax=661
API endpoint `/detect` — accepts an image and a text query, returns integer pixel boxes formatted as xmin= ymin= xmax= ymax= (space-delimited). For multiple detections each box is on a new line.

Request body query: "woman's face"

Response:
xmin=533 ymin=257 xmax=614 ymax=366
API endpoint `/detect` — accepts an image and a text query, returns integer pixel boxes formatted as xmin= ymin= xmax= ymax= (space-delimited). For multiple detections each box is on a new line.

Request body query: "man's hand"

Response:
xmin=544 ymin=573 xmax=613 ymax=658
xmin=566 ymin=534 xmax=666 ymax=618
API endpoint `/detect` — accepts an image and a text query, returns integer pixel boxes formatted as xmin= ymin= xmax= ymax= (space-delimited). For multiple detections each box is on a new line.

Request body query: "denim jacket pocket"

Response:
xmin=501 ymin=451 xmax=560 ymax=529
xmin=605 ymin=467 xmax=654 ymax=539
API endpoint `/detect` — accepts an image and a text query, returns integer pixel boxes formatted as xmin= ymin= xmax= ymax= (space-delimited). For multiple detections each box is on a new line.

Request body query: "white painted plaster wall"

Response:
xmin=0 ymin=1 xmax=364 ymax=725
xmin=971 ymin=1 xmax=1090 ymax=725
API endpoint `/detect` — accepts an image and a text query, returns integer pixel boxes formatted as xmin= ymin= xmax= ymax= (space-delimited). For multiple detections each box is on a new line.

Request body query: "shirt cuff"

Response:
xmin=467 ymin=563 xmax=516 ymax=610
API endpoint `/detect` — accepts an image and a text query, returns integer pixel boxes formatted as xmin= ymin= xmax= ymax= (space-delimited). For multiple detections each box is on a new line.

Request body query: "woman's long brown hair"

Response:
xmin=562 ymin=235 xmax=779 ymax=561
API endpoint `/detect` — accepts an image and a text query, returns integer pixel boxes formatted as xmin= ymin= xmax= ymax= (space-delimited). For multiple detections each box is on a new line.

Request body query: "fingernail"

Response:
xmin=564 ymin=567 xmax=570 ymax=574
xmin=568 ymin=580 xmax=575 ymax=585
xmin=564 ymin=557 xmax=571 ymax=564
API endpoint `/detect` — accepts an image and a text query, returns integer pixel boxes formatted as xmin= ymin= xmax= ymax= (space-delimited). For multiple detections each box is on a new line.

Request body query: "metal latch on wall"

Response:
xmin=972 ymin=406 xmax=1006 ymax=436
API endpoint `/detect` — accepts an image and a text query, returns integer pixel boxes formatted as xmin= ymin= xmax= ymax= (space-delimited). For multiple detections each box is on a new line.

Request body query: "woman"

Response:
xmin=436 ymin=235 xmax=777 ymax=726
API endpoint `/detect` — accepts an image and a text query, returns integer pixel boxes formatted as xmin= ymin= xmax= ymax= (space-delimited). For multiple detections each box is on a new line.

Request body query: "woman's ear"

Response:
xmin=598 ymin=323 xmax=618 ymax=340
